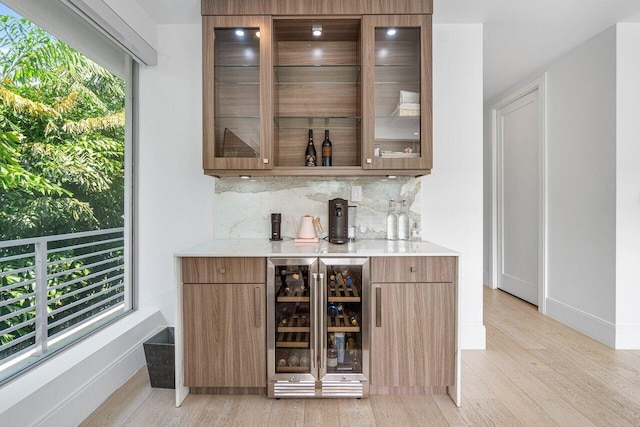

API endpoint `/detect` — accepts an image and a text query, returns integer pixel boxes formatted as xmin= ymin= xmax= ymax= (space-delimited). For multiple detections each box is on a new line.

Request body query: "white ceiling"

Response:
xmin=134 ymin=0 xmax=640 ymax=102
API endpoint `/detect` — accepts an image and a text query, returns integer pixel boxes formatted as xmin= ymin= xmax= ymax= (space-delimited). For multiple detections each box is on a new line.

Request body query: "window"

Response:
xmin=0 ymin=3 xmax=134 ymax=383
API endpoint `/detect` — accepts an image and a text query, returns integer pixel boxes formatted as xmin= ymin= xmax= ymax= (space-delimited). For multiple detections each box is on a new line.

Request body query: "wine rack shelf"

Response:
xmin=276 ymin=287 xmax=309 ymax=302
xmin=278 ymin=314 xmax=311 ymax=332
xmin=277 ymin=331 xmax=310 ymax=348
xmin=328 ymin=286 xmax=361 ymax=302
xmin=327 ymin=314 xmax=360 ymax=332
xmin=276 ymin=366 xmax=310 ymax=373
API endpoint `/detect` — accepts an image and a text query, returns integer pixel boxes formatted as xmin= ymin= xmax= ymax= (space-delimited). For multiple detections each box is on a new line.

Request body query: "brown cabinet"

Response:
xmin=182 ymin=257 xmax=266 ymax=390
xmin=369 ymin=256 xmax=456 ymax=394
xmin=201 ymin=3 xmax=432 ymax=177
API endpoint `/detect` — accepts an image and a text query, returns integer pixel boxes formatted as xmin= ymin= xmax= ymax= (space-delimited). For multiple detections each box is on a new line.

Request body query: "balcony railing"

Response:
xmin=0 ymin=228 xmax=126 ymax=373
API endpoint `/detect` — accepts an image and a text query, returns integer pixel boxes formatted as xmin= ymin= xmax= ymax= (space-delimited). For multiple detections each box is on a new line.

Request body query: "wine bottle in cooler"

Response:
xmin=322 ymin=130 xmax=332 ymax=166
xmin=305 ymin=129 xmax=317 ymax=166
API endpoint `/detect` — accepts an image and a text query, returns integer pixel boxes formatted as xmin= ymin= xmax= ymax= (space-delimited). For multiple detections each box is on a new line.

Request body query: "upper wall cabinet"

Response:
xmin=201 ymin=1 xmax=432 ymax=177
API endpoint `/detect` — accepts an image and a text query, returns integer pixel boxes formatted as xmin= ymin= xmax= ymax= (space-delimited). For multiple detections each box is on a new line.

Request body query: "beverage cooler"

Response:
xmin=267 ymin=258 xmax=370 ymax=398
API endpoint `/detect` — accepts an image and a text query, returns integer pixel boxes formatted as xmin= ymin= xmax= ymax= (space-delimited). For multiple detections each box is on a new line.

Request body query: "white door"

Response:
xmin=496 ymin=89 xmax=539 ymax=305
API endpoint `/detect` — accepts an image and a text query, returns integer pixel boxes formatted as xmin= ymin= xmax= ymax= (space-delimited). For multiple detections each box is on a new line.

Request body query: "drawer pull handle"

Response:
xmin=219 ymin=267 xmax=226 ymax=274
xmin=410 ymin=266 xmax=417 ymax=272
xmin=254 ymin=287 xmax=262 ymax=328
xmin=376 ymin=287 xmax=382 ymax=327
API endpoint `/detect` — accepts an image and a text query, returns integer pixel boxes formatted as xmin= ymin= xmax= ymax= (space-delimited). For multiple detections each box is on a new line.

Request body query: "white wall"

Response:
xmin=427 ymin=24 xmax=486 ymax=349
xmin=615 ymin=23 xmax=640 ymax=348
xmin=137 ymin=23 xmax=215 ymax=323
xmin=485 ymin=25 xmax=640 ymax=348
xmin=482 ymin=104 xmax=492 ymax=287
xmin=544 ymin=27 xmax=617 ymax=345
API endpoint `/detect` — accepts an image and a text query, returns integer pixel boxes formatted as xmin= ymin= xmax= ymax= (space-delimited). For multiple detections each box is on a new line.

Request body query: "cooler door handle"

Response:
xmin=312 ymin=273 xmax=318 ymax=371
xmin=318 ymin=273 xmax=324 ymax=370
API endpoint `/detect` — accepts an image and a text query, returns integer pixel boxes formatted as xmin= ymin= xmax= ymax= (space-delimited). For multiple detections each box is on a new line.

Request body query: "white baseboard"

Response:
xmin=546 ymin=297 xmax=615 ymax=348
xmin=0 ymin=310 xmax=163 ymax=427
xmin=461 ymin=323 xmax=486 ymax=349
xmin=483 ymin=269 xmax=491 ymax=287
xmin=615 ymin=324 xmax=640 ymax=349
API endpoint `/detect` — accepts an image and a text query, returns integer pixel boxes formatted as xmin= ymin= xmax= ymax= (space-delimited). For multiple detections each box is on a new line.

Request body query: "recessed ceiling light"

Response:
xmin=255 ymin=31 xmax=261 ymax=38
xmin=235 ymin=29 xmax=245 ymax=37
xmin=312 ymin=25 xmax=322 ymax=37
xmin=386 ymin=28 xmax=397 ymax=36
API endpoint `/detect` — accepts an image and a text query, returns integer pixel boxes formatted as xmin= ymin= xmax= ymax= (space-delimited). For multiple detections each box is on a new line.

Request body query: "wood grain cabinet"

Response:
xmin=201 ymin=1 xmax=432 ymax=177
xmin=182 ymin=257 xmax=266 ymax=391
xmin=369 ymin=256 xmax=456 ymax=394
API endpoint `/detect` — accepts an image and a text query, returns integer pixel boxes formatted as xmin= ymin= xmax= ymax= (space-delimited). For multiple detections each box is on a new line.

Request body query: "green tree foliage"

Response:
xmin=0 ymin=16 xmax=126 ymax=361
xmin=0 ymin=15 xmax=126 ymax=241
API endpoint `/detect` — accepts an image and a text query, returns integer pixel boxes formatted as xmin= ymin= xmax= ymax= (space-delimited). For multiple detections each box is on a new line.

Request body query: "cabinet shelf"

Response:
xmin=274 ymin=116 xmax=361 ymax=130
xmin=214 ymin=65 xmax=260 ymax=84
xmin=274 ymin=65 xmax=360 ymax=84
xmin=374 ymin=64 xmax=420 ymax=84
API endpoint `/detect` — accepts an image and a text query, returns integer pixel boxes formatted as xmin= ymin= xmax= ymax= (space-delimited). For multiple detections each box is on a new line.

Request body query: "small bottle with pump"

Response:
xmin=398 ymin=199 xmax=410 ymax=240
xmin=386 ymin=199 xmax=398 ymax=240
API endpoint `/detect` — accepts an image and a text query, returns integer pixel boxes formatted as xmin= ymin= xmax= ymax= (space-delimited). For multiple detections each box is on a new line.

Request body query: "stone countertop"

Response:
xmin=175 ymin=238 xmax=460 ymax=257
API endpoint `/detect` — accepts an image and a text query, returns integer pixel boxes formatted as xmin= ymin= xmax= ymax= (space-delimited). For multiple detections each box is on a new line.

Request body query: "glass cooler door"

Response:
xmin=268 ymin=258 xmax=318 ymax=381
xmin=320 ymin=258 xmax=369 ymax=381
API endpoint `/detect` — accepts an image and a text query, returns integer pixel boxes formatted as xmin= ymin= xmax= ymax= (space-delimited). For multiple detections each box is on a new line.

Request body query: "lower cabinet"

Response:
xmin=182 ymin=257 xmax=266 ymax=389
xmin=180 ymin=255 xmax=456 ymax=395
xmin=370 ymin=256 xmax=456 ymax=393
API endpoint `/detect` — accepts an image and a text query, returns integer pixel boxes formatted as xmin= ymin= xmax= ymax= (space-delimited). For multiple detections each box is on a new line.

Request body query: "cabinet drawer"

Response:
xmin=182 ymin=257 xmax=265 ymax=283
xmin=370 ymin=256 xmax=456 ymax=283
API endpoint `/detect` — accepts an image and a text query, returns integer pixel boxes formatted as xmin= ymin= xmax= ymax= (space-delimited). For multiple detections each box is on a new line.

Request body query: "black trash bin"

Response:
xmin=143 ymin=327 xmax=175 ymax=389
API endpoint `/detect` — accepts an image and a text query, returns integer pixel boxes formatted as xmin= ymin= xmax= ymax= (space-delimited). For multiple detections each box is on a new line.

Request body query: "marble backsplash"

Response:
xmin=214 ymin=177 xmax=421 ymax=240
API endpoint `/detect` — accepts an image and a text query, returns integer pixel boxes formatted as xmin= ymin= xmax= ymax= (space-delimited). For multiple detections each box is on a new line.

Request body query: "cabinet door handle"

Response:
xmin=254 ymin=286 xmax=262 ymax=328
xmin=318 ymin=273 xmax=324 ymax=370
xmin=376 ymin=287 xmax=382 ymax=327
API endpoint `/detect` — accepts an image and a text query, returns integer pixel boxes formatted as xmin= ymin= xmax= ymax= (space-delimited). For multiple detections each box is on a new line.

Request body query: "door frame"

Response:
xmin=490 ymin=75 xmax=548 ymax=313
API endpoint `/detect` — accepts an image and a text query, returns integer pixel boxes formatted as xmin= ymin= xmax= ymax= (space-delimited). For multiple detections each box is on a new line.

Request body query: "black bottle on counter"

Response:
xmin=322 ymin=130 xmax=332 ymax=166
xmin=305 ymin=129 xmax=317 ymax=166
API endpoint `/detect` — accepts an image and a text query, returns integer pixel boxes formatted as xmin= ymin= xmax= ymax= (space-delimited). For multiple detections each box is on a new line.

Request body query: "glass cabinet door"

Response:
xmin=362 ymin=15 xmax=432 ymax=171
xmin=203 ymin=16 xmax=272 ymax=170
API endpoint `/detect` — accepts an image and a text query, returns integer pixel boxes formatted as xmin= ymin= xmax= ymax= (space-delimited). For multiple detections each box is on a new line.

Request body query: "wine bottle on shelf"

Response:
xmin=322 ymin=130 xmax=332 ymax=166
xmin=305 ymin=129 xmax=317 ymax=166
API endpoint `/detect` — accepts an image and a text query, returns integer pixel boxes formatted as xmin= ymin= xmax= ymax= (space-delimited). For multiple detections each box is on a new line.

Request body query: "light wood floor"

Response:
xmin=82 ymin=287 xmax=640 ymax=426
